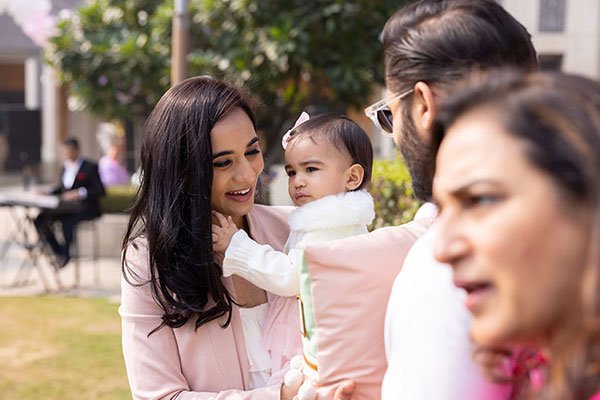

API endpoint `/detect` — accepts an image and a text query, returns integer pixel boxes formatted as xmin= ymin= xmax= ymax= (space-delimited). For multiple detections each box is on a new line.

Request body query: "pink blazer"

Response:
xmin=120 ymin=204 xmax=298 ymax=399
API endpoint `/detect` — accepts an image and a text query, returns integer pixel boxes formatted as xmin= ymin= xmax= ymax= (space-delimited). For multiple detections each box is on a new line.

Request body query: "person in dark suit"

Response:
xmin=34 ymin=137 xmax=106 ymax=268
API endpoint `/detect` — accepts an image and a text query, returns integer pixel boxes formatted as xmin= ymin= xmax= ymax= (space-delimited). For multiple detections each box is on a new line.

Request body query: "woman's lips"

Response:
xmin=453 ymin=279 xmax=492 ymax=313
xmin=226 ymin=188 xmax=253 ymax=202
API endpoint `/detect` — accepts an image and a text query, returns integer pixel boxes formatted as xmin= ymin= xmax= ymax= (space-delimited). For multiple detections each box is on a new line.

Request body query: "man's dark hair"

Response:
xmin=62 ymin=137 xmax=80 ymax=149
xmin=383 ymin=0 xmax=538 ymax=94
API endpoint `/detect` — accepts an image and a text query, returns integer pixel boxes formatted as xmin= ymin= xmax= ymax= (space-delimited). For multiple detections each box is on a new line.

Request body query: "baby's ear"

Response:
xmin=345 ymin=164 xmax=364 ymax=191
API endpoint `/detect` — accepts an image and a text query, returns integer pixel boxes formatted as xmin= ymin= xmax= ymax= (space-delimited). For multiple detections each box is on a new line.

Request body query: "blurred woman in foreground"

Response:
xmin=432 ymin=71 xmax=600 ymax=399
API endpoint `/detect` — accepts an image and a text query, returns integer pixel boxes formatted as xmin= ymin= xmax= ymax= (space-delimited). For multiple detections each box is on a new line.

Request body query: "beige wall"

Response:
xmin=67 ymin=111 xmax=103 ymax=161
xmin=502 ymin=0 xmax=600 ymax=79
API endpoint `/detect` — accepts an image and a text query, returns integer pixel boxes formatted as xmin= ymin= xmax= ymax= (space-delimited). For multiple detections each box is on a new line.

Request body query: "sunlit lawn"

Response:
xmin=0 ymin=296 xmax=130 ymax=400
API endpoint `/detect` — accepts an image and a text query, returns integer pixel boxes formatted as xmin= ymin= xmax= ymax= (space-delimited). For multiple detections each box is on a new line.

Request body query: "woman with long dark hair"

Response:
xmin=120 ymin=76 xmax=301 ymax=399
xmin=432 ymin=71 xmax=600 ymax=399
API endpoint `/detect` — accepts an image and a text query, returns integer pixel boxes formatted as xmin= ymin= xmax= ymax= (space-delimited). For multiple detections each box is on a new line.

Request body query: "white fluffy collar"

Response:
xmin=288 ymin=190 xmax=375 ymax=232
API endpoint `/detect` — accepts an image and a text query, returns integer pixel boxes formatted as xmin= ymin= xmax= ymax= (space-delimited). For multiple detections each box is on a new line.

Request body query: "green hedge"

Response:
xmin=100 ymin=185 xmax=138 ymax=214
xmin=368 ymin=156 xmax=422 ymax=230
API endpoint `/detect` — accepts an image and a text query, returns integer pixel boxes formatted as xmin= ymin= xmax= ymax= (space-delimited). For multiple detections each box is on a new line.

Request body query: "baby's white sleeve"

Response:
xmin=222 ymin=230 xmax=300 ymax=297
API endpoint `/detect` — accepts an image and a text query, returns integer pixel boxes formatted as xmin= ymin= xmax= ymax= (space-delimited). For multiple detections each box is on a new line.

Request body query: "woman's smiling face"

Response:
xmin=210 ymin=108 xmax=264 ymax=224
xmin=432 ymin=109 xmax=591 ymax=348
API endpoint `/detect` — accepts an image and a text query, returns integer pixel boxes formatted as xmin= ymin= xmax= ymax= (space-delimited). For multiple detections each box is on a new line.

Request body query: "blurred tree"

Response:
xmin=46 ymin=0 xmax=413 ymax=163
xmin=46 ymin=0 xmax=167 ymax=123
xmin=46 ymin=0 xmax=168 ymax=170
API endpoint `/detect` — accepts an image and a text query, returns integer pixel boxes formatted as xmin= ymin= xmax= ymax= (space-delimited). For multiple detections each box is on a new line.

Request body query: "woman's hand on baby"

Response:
xmin=211 ymin=211 xmax=239 ymax=254
xmin=281 ymin=381 xmax=301 ymax=400
xmin=333 ymin=380 xmax=355 ymax=400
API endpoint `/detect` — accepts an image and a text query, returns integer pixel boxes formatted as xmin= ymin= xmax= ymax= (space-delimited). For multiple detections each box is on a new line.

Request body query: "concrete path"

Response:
xmin=0 ymin=205 xmax=122 ymax=301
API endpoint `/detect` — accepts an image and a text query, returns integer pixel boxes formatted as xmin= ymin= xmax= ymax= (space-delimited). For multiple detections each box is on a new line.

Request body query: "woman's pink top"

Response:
xmin=119 ymin=205 xmax=301 ymax=399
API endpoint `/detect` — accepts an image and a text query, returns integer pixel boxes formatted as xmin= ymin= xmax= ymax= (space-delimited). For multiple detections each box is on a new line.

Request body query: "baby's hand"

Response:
xmin=284 ymin=355 xmax=316 ymax=400
xmin=212 ymin=211 xmax=239 ymax=254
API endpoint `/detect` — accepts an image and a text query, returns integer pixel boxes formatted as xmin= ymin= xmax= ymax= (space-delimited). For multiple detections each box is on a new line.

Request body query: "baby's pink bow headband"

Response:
xmin=281 ymin=111 xmax=310 ymax=150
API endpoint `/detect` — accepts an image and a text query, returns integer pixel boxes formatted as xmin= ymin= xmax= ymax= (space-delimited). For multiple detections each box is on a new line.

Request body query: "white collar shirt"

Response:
xmin=62 ymin=157 xmax=83 ymax=189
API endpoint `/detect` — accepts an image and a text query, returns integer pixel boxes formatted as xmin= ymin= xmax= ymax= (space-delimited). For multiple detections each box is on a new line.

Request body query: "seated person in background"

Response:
xmin=212 ymin=113 xmax=375 ymax=400
xmin=34 ymin=137 xmax=105 ymax=268
xmin=99 ymin=141 xmax=130 ymax=186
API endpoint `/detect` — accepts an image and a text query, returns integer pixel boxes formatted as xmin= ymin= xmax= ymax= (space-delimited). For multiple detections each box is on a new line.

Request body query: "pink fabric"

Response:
xmin=302 ymin=219 xmax=430 ymax=399
xmin=263 ymin=292 xmax=303 ymax=385
xmin=246 ymin=206 xmax=303 ymax=385
xmin=529 ymin=369 xmax=544 ymax=392
xmin=523 ymin=352 xmax=547 ymax=392
xmin=590 ymin=393 xmax=600 ymax=400
xmin=120 ymin=204 xmax=300 ymax=399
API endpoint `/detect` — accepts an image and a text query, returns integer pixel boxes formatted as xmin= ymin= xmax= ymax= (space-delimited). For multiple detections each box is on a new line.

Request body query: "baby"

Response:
xmin=212 ymin=112 xmax=375 ymax=399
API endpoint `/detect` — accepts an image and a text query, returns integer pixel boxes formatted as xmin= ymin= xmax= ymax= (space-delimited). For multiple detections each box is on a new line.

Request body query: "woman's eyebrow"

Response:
xmin=213 ymin=150 xmax=233 ymax=159
xmin=213 ymin=137 xmax=260 ymax=159
xmin=447 ymin=179 xmax=500 ymax=198
xmin=247 ymin=137 xmax=259 ymax=147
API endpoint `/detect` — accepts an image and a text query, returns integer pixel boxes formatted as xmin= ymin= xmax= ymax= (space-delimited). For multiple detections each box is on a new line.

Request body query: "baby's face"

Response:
xmin=284 ymin=136 xmax=352 ymax=206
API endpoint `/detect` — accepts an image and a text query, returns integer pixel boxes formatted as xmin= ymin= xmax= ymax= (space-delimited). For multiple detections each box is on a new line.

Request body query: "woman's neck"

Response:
xmin=233 ymin=214 xmax=249 ymax=233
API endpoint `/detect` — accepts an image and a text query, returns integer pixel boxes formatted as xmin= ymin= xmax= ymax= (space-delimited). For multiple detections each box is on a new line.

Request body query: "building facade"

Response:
xmin=501 ymin=0 xmax=600 ymax=79
xmin=0 ymin=0 xmax=102 ymax=180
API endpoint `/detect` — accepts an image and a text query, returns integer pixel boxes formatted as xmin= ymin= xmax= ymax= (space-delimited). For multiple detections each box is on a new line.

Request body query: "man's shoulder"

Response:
xmin=392 ymin=228 xmax=455 ymax=293
xmin=302 ymin=222 xmax=424 ymax=254
xmin=81 ymin=158 xmax=99 ymax=169
xmin=399 ymin=228 xmax=437 ymax=268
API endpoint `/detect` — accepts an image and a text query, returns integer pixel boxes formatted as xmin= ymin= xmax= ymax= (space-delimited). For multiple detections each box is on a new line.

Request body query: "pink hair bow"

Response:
xmin=281 ymin=111 xmax=310 ymax=150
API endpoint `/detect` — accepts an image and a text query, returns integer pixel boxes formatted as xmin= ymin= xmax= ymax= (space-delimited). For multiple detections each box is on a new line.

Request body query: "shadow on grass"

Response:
xmin=0 ymin=296 xmax=130 ymax=400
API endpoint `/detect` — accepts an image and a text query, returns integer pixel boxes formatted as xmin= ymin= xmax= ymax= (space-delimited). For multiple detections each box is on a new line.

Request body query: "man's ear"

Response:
xmin=345 ymin=164 xmax=365 ymax=191
xmin=411 ymin=81 xmax=437 ymax=142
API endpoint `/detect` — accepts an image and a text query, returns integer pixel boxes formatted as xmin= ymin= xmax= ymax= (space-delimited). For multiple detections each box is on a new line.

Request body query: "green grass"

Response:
xmin=0 ymin=296 xmax=130 ymax=400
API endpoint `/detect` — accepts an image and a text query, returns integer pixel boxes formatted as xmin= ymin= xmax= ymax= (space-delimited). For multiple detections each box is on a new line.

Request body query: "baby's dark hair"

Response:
xmin=286 ymin=113 xmax=373 ymax=190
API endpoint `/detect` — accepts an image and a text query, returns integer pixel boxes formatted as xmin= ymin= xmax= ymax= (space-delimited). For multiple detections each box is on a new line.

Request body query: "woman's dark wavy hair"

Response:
xmin=432 ymin=70 xmax=600 ymax=399
xmin=286 ymin=113 xmax=373 ymax=190
xmin=122 ymin=76 xmax=255 ymax=333
xmin=382 ymin=0 xmax=538 ymax=94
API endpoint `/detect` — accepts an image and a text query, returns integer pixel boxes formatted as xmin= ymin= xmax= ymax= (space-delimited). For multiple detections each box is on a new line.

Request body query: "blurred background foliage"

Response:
xmin=46 ymin=0 xmax=166 ymax=123
xmin=369 ymin=154 xmax=422 ymax=229
xmin=46 ymin=0 xmax=411 ymax=163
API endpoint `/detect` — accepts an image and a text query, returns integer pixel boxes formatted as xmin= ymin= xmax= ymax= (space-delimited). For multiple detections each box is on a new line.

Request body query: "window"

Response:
xmin=539 ymin=0 xmax=566 ymax=32
xmin=538 ymin=54 xmax=563 ymax=70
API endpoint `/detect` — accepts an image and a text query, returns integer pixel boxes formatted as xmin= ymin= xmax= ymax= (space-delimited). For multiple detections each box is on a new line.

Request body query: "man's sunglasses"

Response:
xmin=364 ymin=89 xmax=414 ymax=136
